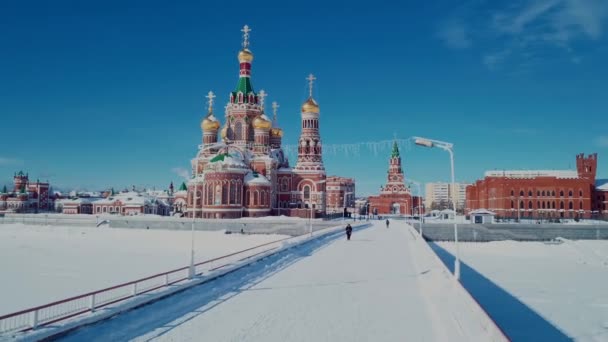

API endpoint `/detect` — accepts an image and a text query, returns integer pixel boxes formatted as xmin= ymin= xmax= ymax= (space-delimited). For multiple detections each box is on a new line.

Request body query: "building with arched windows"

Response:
xmin=186 ymin=26 xmax=345 ymax=219
xmin=466 ymin=153 xmax=606 ymax=220
xmin=0 ymin=171 xmax=50 ymax=213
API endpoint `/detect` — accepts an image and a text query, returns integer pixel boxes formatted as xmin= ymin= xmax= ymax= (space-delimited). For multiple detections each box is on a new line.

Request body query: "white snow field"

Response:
xmin=434 ymin=239 xmax=608 ymax=341
xmin=0 ymin=223 xmax=287 ymax=315
xmin=59 ymin=221 xmax=506 ymax=342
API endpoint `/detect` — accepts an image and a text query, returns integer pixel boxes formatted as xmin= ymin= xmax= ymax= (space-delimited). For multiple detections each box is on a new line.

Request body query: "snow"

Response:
xmin=59 ymin=221 xmax=505 ymax=341
xmin=0 ymin=224 xmax=287 ymax=315
xmin=244 ymin=172 xmax=271 ymax=185
xmin=596 ymin=179 xmax=608 ymax=191
xmin=484 ymin=170 xmax=579 ymax=179
xmin=435 ymin=240 xmax=608 ymax=341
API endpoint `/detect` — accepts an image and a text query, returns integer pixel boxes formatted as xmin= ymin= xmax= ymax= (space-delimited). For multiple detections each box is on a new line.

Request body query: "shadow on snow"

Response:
xmin=59 ymin=225 xmax=369 ymax=342
xmin=428 ymin=241 xmax=572 ymax=342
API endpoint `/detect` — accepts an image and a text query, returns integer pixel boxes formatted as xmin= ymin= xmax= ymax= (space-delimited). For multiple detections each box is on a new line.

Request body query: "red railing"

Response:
xmin=0 ymin=223 xmax=358 ymax=337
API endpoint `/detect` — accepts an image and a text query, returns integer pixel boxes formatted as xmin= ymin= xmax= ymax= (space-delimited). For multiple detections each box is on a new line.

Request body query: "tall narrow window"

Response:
xmin=303 ymin=185 xmax=311 ymax=200
xmin=215 ymin=185 xmax=222 ymax=205
xmin=230 ymin=183 xmax=236 ymax=204
xmin=234 ymin=121 xmax=243 ymax=140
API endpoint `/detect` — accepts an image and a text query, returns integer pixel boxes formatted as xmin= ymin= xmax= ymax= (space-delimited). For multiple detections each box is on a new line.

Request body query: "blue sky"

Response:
xmin=1 ymin=0 xmax=607 ymax=196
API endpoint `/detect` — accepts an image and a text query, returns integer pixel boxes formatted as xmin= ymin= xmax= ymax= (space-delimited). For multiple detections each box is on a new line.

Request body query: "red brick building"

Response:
xmin=368 ymin=142 xmax=417 ymax=215
xmin=326 ymin=176 xmax=355 ymax=213
xmin=466 ymin=153 xmax=605 ymax=219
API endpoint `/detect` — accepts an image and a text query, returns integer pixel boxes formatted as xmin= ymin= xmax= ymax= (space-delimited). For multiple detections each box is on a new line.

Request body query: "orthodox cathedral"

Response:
xmin=186 ymin=26 xmax=333 ymax=218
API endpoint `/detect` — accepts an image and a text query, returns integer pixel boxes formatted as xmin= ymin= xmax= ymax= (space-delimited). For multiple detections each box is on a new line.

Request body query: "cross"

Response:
xmin=306 ymin=73 xmax=316 ymax=97
xmin=258 ymin=89 xmax=267 ymax=110
xmin=206 ymin=91 xmax=216 ymax=112
xmin=241 ymin=25 xmax=251 ymax=49
xmin=272 ymin=101 xmax=279 ymax=125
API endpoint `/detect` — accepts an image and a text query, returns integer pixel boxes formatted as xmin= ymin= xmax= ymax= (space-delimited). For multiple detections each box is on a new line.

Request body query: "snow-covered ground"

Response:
xmin=59 ymin=221 xmax=505 ymax=342
xmin=435 ymin=240 xmax=608 ymax=341
xmin=0 ymin=224 xmax=286 ymax=315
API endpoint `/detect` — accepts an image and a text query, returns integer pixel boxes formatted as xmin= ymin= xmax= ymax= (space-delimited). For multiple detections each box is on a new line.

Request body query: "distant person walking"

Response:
xmin=345 ymin=223 xmax=353 ymax=240
xmin=386 ymin=219 xmax=390 ymax=228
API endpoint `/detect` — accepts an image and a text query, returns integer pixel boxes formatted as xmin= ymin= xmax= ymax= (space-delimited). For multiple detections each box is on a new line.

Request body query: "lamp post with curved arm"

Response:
xmin=413 ymin=136 xmax=460 ymax=280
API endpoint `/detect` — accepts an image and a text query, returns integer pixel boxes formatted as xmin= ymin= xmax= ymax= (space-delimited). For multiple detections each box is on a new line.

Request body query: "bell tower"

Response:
xmin=576 ymin=153 xmax=597 ymax=180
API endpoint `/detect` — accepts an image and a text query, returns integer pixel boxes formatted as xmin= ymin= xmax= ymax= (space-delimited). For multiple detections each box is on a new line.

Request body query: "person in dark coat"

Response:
xmin=386 ymin=219 xmax=390 ymax=228
xmin=345 ymin=223 xmax=353 ymax=240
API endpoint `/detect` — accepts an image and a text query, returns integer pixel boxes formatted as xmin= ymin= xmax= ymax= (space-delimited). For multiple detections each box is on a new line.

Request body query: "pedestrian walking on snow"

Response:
xmin=345 ymin=223 xmax=353 ymax=240
xmin=386 ymin=219 xmax=390 ymax=228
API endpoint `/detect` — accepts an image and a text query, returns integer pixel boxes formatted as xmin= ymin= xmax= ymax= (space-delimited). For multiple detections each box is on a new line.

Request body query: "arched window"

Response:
xmin=511 ymin=200 xmax=514 ymax=209
xmin=529 ymin=201 xmax=533 ymax=209
xmin=207 ymin=185 xmax=213 ymax=205
xmin=520 ymin=201 xmax=524 ymax=209
xmin=560 ymin=201 xmax=564 ymax=209
xmin=569 ymin=190 xmax=573 ymax=197
xmin=230 ymin=183 xmax=236 ymax=204
xmin=537 ymin=191 xmax=540 ymax=196
xmin=579 ymin=202 xmax=583 ymax=210
xmin=214 ymin=185 xmax=222 ymax=205
xmin=254 ymin=191 xmax=259 ymax=205
xmin=222 ymin=183 xmax=228 ymax=205
xmin=234 ymin=121 xmax=243 ymax=140
xmin=529 ymin=191 xmax=533 ymax=196
xmin=569 ymin=202 xmax=573 ymax=210
xmin=542 ymin=202 xmax=546 ymax=209
xmin=542 ymin=191 xmax=546 ymax=196
xmin=560 ymin=190 xmax=564 ymax=197
xmin=552 ymin=201 xmax=556 ymax=209
xmin=511 ymin=190 xmax=514 ymax=196
xmin=520 ymin=190 xmax=524 ymax=196
xmin=196 ymin=191 xmax=202 ymax=206
xmin=238 ymin=92 xmax=243 ymax=103
xmin=236 ymin=185 xmax=241 ymax=204
xmin=579 ymin=190 xmax=583 ymax=197
xmin=303 ymin=185 xmax=310 ymax=200
xmin=246 ymin=190 xmax=250 ymax=205
xmin=260 ymin=191 xmax=265 ymax=205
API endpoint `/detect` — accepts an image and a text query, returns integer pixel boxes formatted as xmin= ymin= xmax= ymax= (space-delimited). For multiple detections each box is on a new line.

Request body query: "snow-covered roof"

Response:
xmin=596 ymin=179 xmax=608 ymax=191
xmin=485 ymin=170 xmax=579 ymax=179
xmin=206 ymin=153 xmax=248 ymax=171
xmin=244 ymin=172 xmax=271 ymax=186
xmin=95 ymin=191 xmax=153 ymax=206
xmin=469 ymin=209 xmax=496 ymax=216
xmin=60 ymin=198 xmax=97 ymax=205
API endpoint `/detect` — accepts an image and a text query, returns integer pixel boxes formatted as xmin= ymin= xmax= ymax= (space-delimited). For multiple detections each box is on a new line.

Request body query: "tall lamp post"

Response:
xmin=189 ymin=183 xmax=198 ymax=279
xmin=409 ymin=179 xmax=423 ymax=237
xmin=414 ymin=136 xmax=461 ymax=280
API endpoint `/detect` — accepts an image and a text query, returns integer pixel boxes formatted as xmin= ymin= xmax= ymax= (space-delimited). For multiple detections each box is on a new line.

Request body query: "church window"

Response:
xmin=215 ymin=185 xmax=222 ymax=205
xmin=235 ymin=122 xmax=243 ymax=140
xmin=222 ymin=184 xmax=228 ymax=205
xmin=303 ymin=185 xmax=310 ymax=200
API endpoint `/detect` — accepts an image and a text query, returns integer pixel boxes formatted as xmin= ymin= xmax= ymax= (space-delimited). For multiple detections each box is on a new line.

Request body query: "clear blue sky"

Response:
xmin=1 ymin=0 xmax=607 ymax=196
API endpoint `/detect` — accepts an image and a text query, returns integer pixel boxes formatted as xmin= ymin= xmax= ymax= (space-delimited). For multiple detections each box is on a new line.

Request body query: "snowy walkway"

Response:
xmin=60 ymin=221 xmax=503 ymax=342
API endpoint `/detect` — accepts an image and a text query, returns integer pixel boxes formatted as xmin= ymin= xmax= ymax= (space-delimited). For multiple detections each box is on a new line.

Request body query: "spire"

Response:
xmin=258 ymin=89 xmax=267 ymax=111
xmin=1 ymin=185 xmax=6 ymax=193
xmin=206 ymin=90 xmax=216 ymax=114
xmin=391 ymin=141 xmax=400 ymax=158
xmin=272 ymin=101 xmax=279 ymax=126
xmin=179 ymin=182 xmax=187 ymax=191
xmin=241 ymin=25 xmax=251 ymax=49
xmin=306 ymin=73 xmax=316 ymax=98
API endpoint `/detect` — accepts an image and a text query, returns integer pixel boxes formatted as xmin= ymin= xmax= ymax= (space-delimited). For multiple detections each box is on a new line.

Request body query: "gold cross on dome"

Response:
xmin=206 ymin=91 xmax=216 ymax=112
xmin=258 ymin=89 xmax=267 ymax=110
xmin=306 ymin=74 xmax=316 ymax=97
xmin=241 ymin=25 xmax=251 ymax=49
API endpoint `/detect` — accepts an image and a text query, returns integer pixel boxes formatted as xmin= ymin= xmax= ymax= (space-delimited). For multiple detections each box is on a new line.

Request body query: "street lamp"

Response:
xmin=188 ymin=182 xmax=198 ymax=279
xmin=409 ymin=179 xmax=424 ymax=237
xmin=414 ymin=136 xmax=461 ymax=280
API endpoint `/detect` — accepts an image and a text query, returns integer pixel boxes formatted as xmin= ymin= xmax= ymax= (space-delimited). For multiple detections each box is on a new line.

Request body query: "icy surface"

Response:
xmin=437 ymin=240 xmax=608 ymax=341
xmin=60 ymin=221 xmax=504 ymax=342
xmin=0 ymin=224 xmax=286 ymax=315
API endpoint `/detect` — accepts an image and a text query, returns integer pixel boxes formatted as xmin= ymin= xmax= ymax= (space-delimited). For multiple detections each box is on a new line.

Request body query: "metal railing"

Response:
xmin=0 ymin=223 xmax=355 ymax=337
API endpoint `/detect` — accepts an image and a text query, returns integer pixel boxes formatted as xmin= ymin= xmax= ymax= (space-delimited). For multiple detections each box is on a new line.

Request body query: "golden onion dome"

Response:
xmin=301 ymin=97 xmax=320 ymax=114
xmin=270 ymin=127 xmax=284 ymax=137
xmin=220 ymin=125 xmax=229 ymax=140
xmin=238 ymin=49 xmax=254 ymax=63
xmin=201 ymin=114 xmax=220 ymax=131
xmin=252 ymin=114 xmax=272 ymax=130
